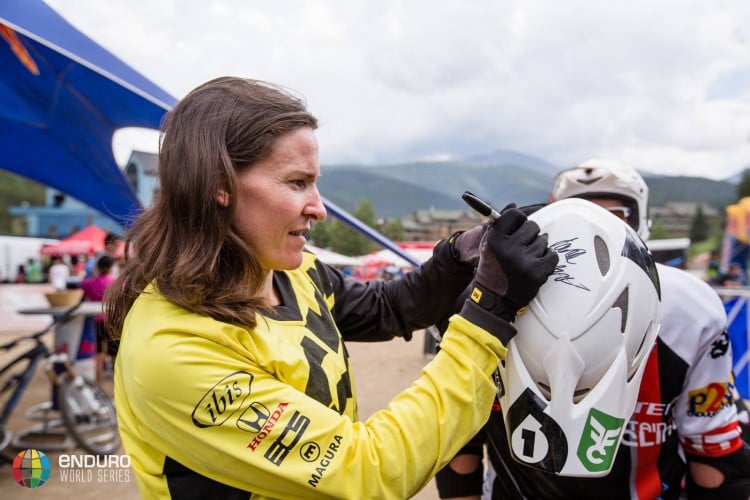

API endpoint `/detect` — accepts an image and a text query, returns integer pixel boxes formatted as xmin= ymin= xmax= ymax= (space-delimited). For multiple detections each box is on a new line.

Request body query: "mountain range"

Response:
xmin=318 ymin=150 xmax=742 ymax=218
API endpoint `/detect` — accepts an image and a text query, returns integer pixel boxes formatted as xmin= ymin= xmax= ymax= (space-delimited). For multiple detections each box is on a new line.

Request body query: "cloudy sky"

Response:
xmin=45 ymin=0 xmax=750 ymax=180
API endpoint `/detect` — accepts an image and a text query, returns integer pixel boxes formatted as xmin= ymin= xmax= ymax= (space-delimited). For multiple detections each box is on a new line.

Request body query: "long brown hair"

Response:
xmin=105 ymin=77 xmax=318 ymax=337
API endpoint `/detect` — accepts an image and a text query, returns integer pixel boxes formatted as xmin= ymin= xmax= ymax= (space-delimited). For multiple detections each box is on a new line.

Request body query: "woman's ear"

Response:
xmin=216 ymin=189 xmax=230 ymax=207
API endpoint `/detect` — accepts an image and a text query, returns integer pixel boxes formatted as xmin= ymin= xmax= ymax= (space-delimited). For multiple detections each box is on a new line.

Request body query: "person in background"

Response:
xmin=81 ymin=255 xmax=116 ymax=382
xmin=70 ymin=255 xmax=86 ymax=279
xmin=85 ymin=232 xmax=122 ymax=279
xmin=104 ymin=76 xmax=558 ymax=498
xmin=437 ymin=158 xmax=750 ymax=500
xmin=47 ymin=255 xmax=69 ymax=291
xmin=25 ymin=257 xmax=42 ymax=283
xmin=103 ymin=232 xmax=120 ymax=254
xmin=706 ymin=250 xmax=721 ymax=281
xmin=15 ymin=264 xmax=26 ymax=283
xmin=725 ymin=263 xmax=748 ymax=287
xmin=65 ymin=254 xmax=86 ymax=288
xmin=103 ymin=233 xmax=122 ymax=278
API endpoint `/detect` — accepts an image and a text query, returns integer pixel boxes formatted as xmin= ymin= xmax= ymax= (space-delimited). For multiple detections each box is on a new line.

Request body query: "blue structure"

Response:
xmin=0 ymin=0 xmax=175 ymax=227
xmin=9 ymin=150 xmax=158 ymax=238
xmin=9 ymin=192 xmax=121 ymax=238
xmin=0 ymin=0 xmax=417 ymax=264
xmin=724 ymin=295 xmax=750 ymax=399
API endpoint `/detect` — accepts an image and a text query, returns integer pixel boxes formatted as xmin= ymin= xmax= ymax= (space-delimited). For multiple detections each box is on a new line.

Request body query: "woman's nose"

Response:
xmin=306 ymin=187 xmax=327 ymax=221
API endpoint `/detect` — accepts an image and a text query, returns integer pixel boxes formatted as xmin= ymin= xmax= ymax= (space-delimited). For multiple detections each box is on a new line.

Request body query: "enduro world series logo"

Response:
xmin=11 ymin=449 xmax=131 ymax=488
xmin=12 ymin=449 xmax=51 ymax=488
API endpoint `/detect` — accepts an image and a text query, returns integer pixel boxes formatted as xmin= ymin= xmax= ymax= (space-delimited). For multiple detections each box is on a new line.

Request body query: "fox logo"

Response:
xmin=577 ymin=408 xmax=624 ymax=472
xmin=585 ymin=417 xmax=621 ymax=465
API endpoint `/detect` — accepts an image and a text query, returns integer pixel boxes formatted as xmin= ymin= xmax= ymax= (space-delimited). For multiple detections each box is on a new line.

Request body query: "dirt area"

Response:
xmin=0 ymin=284 xmax=442 ymax=499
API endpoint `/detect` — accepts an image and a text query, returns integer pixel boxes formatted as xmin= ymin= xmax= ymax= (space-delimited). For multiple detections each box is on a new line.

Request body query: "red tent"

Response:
xmin=40 ymin=224 xmax=108 ymax=256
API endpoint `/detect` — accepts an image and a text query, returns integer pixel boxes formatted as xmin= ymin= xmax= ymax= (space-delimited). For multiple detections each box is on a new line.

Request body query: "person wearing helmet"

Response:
xmin=436 ymin=159 xmax=750 ymax=499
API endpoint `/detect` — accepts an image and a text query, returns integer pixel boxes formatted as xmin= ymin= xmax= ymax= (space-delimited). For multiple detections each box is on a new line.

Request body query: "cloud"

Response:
xmin=48 ymin=0 xmax=750 ymax=179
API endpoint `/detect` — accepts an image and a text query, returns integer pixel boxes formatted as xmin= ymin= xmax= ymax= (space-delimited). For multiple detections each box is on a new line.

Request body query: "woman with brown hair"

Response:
xmin=105 ymin=76 xmax=556 ymax=499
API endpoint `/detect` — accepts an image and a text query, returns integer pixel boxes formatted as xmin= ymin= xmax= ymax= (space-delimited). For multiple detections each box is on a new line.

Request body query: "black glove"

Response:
xmin=460 ymin=205 xmax=558 ymax=344
xmin=447 ymin=224 xmax=487 ymax=267
xmin=448 ymin=204 xmax=547 ymax=266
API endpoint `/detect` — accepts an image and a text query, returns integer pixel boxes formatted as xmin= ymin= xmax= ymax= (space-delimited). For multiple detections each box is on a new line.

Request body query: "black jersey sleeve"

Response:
xmin=323 ymin=239 xmax=474 ymax=342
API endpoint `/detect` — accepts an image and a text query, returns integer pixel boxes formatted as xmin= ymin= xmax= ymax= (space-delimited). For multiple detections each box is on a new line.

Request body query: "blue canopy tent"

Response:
xmin=0 ymin=0 xmax=417 ymax=264
xmin=0 ymin=0 xmax=177 ymax=225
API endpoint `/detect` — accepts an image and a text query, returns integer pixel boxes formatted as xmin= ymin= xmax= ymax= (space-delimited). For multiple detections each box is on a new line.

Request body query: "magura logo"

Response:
xmin=577 ymin=408 xmax=624 ymax=472
xmin=307 ymin=435 xmax=343 ymax=488
xmin=688 ymin=381 xmax=734 ymax=417
xmin=192 ymin=372 xmax=253 ymax=428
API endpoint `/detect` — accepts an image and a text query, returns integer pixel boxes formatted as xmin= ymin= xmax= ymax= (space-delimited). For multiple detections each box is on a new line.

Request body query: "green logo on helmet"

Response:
xmin=577 ymin=408 xmax=624 ymax=472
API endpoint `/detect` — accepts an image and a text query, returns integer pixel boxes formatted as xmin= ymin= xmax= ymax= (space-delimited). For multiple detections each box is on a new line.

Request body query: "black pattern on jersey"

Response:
xmin=269 ymin=272 xmax=303 ymax=321
xmin=304 ymin=291 xmax=341 ymax=352
xmin=308 ymin=256 xmax=334 ymax=297
xmin=272 ymin=258 xmax=353 ymax=414
xmin=163 ymin=455 xmax=250 ymax=499
xmin=301 ymin=337 xmax=337 ymax=411
xmin=300 ymin=286 xmax=352 ymax=414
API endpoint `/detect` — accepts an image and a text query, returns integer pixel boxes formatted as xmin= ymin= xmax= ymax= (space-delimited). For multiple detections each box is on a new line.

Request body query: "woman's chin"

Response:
xmin=274 ymin=252 xmax=304 ymax=271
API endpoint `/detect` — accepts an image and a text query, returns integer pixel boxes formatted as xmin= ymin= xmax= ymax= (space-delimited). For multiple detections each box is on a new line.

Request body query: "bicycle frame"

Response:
xmin=0 ymin=299 xmax=125 ymax=462
xmin=0 ymin=336 xmax=50 ymax=427
xmin=0 ymin=301 xmax=83 ymax=430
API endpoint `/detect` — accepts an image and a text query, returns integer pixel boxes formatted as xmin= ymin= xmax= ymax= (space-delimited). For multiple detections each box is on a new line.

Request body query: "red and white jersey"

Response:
xmin=639 ymin=265 xmax=741 ymax=456
xmin=485 ymin=263 xmax=744 ymax=500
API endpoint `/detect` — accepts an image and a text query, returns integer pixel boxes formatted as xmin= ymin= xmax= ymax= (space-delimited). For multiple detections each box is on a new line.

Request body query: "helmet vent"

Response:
xmin=632 ymin=321 xmax=651 ymax=363
xmin=613 ymin=287 xmax=629 ymax=333
xmin=594 ymin=235 xmax=610 ymax=276
xmin=538 ymin=382 xmax=591 ymax=403
xmin=573 ymin=387 xmax=591 ymax=402
xmin=538 ymin=381 xmax=552 ymax=401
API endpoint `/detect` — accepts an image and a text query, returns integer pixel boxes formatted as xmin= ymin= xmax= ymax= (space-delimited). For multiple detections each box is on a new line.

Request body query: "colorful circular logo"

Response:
xmin=12 ymin=449 xmax=51 ymax=488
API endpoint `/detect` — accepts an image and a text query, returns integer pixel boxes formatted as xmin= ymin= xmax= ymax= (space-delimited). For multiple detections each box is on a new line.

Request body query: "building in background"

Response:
xmin=650 ymin=201 xmax=720 ymax=238
xmin=398 ymin=208 xmax=484 ymax=241
xmin=9 ymin=151 xmax=158 ymax=238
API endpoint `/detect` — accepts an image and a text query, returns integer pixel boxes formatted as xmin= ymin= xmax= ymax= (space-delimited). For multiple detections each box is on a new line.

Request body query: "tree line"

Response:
xmin=5 ymin=168 xmax=750 ymax=257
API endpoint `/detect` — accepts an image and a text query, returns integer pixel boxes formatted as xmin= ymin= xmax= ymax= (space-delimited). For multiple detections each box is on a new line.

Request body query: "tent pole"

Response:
xmin=321 ymin=196 xmax=421 ymax=267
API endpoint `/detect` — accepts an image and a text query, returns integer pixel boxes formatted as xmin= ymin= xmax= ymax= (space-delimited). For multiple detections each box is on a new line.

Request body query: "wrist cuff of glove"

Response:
xmin=469 ymin=282 xmax=518 ymax=319
xmin=446 ymin=230 xmax=467 ymax=263
xmin=459 ymin=299 xmax=517 ymax=346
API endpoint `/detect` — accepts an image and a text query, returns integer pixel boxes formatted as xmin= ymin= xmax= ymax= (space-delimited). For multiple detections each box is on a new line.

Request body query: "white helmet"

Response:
xmin=498 ymin=198 xmax=661 ymax=477
xmin=551 ymin=158 xmax=651 ymax=240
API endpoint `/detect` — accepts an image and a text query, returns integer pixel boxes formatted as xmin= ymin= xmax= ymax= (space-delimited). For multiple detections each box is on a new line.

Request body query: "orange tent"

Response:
xmin=40 ymin=224 xmax=108 ymax=256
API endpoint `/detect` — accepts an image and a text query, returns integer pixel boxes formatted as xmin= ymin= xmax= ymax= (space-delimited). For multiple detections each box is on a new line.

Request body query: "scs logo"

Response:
xmin=192 ymin=372 xmax=254 ymax=428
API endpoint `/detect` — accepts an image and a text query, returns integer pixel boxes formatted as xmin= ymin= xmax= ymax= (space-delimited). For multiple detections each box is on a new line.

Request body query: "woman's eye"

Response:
xmin=291 ymin=179 xmax=306 ymax=188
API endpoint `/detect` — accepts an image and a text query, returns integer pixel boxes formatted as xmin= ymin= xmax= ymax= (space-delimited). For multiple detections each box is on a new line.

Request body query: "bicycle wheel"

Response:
xmin=57 ymin=375 xmax=120 ymax=455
